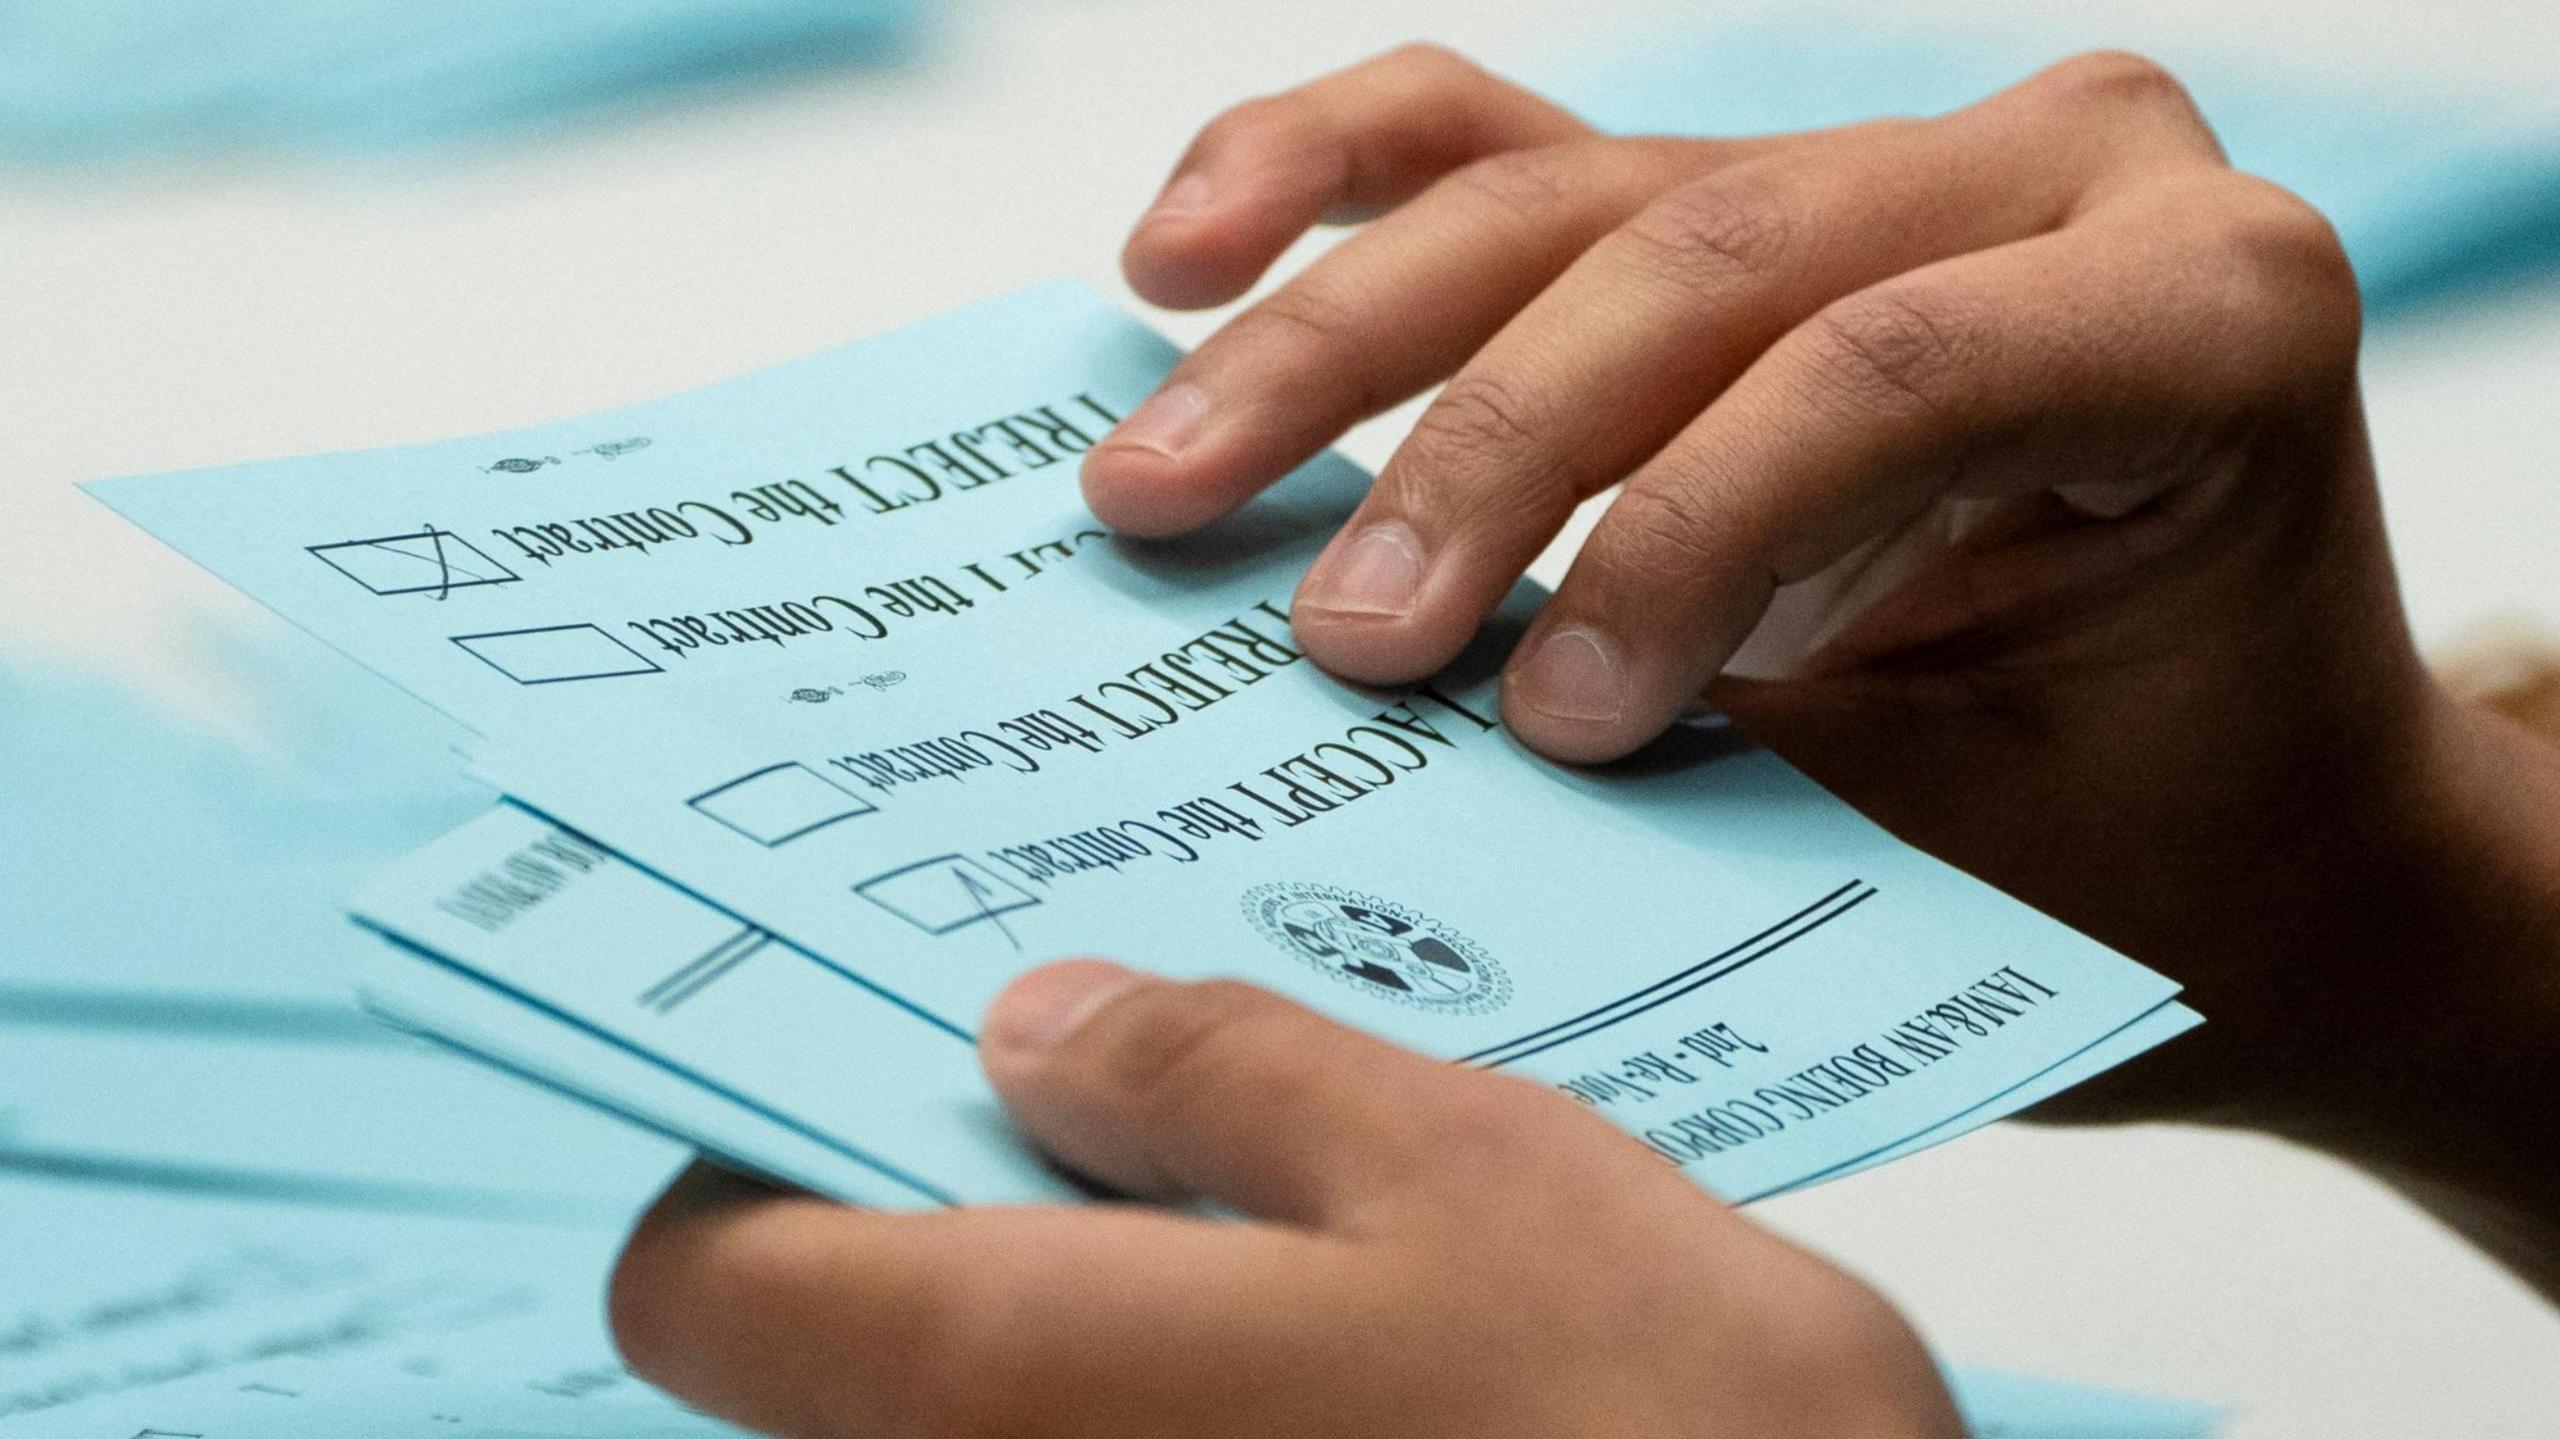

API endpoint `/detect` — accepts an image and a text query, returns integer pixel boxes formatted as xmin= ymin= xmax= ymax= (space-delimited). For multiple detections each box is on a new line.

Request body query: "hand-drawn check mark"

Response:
xmin=307 ymin=526 xmax=521 ymax=600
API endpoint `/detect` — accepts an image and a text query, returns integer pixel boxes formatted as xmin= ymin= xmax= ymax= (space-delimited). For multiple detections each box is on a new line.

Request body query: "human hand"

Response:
xmin=611 ymin=960 xmax=1962 ymax=1439
xmin=1079 ymin=46 xmax=2457 ymax=1130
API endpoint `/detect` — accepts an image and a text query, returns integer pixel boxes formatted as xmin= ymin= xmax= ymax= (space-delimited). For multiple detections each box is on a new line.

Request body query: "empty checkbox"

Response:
xmin=688 ymin=762 xmax=878 ymax=846
xmin=451 ymin=623 xmax=663 ymax=685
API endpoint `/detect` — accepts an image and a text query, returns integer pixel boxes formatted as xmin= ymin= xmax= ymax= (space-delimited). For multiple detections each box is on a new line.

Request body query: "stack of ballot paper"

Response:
xmin=81 ymin=280 xmax=2203 ymax=1213
xmin=11 ymin=279 xmax=2235 ymax=1435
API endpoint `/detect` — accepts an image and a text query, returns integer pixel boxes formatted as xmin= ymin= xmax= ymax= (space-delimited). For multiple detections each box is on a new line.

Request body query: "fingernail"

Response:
xmin=1150 ymin=171 xmax=1216 ymax=219
xmin=1303 ymin=522 xmax=1423 ymax=619
xmin=1516 ymin=626 xmax=1625 ymax=723
xmin=1105 ymin=383 xmax=1209 ymax=458
xmin=984 ymin=959 xmax=1148 ymax=1058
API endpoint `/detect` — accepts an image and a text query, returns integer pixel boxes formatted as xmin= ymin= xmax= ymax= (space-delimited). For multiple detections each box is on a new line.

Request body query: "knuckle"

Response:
xmin=2210 ymin=176 xmax=2363 ymax=390
xmin=1421 ymin=1076 xmax=1578 ymax=1169
xmin=1194 ymin=93 xmax=1312 ymax=159
xmin=1800 ymin=286 xmax=1978 ymax=421
xmin=1830 ymin=114 xmax=1929 ymax=146
xmin=2040 ymin=49 xmax=2198 ymax=116
xmin=1374 ymin=40 xmax=1483 ymax=87
xmin=1230 ymin=283 xmax=1357 ymax=359
xmin=1614 ymin=171 xmax=1798 ymax=289
xmin=1439 ymin=142 xmax=1587 ymax=220
xmin=1481 ymin=1068 xmax=1626 ymax=1143
xmin=1223 ymin=286 xmax=1394 ymax=418
xmin=1409 ymin=1070 xmax=1664 ymax=1209
xmin=1604 ymin=478 xmax=1744 ymax=578
xmin=1408 ymin=370 xmax=1554 ymax=475
xmin=2220 ymin=175 xmax=2359 ymax=296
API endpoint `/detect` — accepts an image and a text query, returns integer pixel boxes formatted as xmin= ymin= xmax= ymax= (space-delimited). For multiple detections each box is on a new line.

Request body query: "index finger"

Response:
xmin=1087 ymin=136 xmax=1716 ymax=537
xmin=1124 ymin=43 xmax=1589 ymax=310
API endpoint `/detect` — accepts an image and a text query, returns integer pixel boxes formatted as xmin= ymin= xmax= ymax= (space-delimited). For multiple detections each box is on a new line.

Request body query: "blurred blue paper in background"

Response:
xmin=0 ymin=621 xmax=486 ymax=1023
xmin=1947 ymin=1365 xmax=2228 ymax=1437
xmin=0 ymin=624 xmax=686 ymax=1210
xmin=0 ymin=1170 xmax=642 ymax=1423
xmin=0 ymin=1158 xmax=2231 ymax=1432
xmin=0 ymin=0 xmax=923 ymax=164
xmin=0 ymin=1020 xmax=684 ymax=1211
xmin=1547 ymin=12 xmax=2560 ymax=320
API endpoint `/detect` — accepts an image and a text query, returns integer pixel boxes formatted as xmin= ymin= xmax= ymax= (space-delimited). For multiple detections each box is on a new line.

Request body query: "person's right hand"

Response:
xmin=1077 ymin=46 xmax=2560 ymax=1190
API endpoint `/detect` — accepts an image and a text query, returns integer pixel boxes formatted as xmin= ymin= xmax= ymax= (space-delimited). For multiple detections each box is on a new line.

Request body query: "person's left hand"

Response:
xmin=610 ymin=959 xmax=1961 ymax=1438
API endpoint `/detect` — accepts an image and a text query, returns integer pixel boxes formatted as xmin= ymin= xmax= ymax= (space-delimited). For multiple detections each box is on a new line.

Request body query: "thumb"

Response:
xmin=979 ymin=959 xmax=1615 ymax=1228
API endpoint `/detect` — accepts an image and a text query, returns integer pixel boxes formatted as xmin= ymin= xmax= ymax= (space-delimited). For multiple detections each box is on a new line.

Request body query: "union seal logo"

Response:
xmin=1242 ymin=883 xmax=1509 ymax=1015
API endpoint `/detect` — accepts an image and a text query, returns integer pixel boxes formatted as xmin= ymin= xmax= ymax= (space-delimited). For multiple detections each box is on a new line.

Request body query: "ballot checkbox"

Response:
xmin=309 ymin=528 xmax=520 ymax=597
xmin=854 ymin=854 xmax=1040 ymax=936
xmin=688 ymin=762 xmax=879 ymax=846
xmin=450 ymin=623 xmax=664 ymax=685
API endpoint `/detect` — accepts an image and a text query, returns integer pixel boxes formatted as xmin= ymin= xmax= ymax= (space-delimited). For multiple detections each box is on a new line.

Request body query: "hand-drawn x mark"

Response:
xmin=957 ymin=868 xmax=1023 ymax=952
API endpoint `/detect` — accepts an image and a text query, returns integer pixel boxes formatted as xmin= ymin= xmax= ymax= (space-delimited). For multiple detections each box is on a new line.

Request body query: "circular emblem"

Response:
xmin=1242 ymin=883 xmax=1509 ymax=1015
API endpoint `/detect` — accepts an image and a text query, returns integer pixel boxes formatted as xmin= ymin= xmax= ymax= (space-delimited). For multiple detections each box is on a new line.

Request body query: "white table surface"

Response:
xmin=4 ymin=1 xmax=2555 ymax=1433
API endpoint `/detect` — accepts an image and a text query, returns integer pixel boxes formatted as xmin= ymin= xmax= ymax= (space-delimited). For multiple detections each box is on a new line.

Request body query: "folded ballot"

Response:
xmin=86 ymin=282 xmax=2198 ymax=1208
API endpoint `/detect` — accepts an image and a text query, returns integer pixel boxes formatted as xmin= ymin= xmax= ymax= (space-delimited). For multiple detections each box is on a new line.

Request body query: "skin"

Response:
xmin=615 ymin=964 xmax=1963 ymax=1439
xmin=612 ymin=46 xmax=2560 ymax=1436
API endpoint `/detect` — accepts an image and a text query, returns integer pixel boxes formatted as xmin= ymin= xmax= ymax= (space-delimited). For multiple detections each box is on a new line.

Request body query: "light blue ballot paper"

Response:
xmin=86 ymin=283 xmax=1151 ymax=740
xmin=353 ymin=934 xmax=947 ymax=1210
xmin=1 ymin=0 xmax=921 ymax=164
xmin=9 ymin=1363 xmax=747 ymax=1439
xmin=0 ymin=1019 xmax=680 ymax=1211
xmin=0 ymin=1171 xmax=637 ymax=1423
xmin=351 ymin=804 xmax=2193 ymax=1211
xmin=351 ymin=814 xmax=1056 ymax=1210
xmin=1944 ymin=1367 xmax=2226 ymax=1438
xmin=1781 ymin=1000 xmax=2196 ymax=1192
xmin=452 ymin=598 xmax=2191 ymax=1203
xmin=0 ymin=1158 xmax=2215 ymax=1439
xmin=13 ymin=1353 xmax=2215 ymax=1439
xmin=0 ymin=632 xmax=483 ymax=1017
xmin=92 ymin=281 xmax=2196 ymax=1205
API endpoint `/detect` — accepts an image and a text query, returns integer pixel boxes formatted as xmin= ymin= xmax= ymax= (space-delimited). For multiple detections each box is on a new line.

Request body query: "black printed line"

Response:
xmin=366 ymin=928 xmax=962 ymax=1208
xmin=683 ymin=762 xmax=799 ymax=807
xmin=637 ymin=927 xmax=765 ymax=1010
xmin=496 ymin=799 xmax=976 ymax=1046
xmin=956 ymin=870 xmax=1023 ymax=953
xmin=650 ymin=935 xmax=772 ymax=1015
xmin=1477 ymin=888 xmax=1877 ymax=1070
xmin=1461 ymin=881 xmax=1865 ymax=1065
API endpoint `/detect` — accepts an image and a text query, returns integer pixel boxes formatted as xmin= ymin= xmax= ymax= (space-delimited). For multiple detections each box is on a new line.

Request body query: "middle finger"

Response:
xmin=1083 ymin=136 xmax=1734 ymax=537
xmin=1287 ymin=96 xmax=2196 ymax=686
